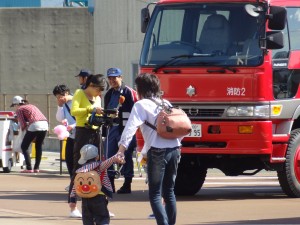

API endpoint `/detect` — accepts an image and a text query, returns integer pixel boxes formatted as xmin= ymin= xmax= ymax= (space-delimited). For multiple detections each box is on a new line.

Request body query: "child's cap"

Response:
xmin=78 ymin=144 xmax=98 ymax=165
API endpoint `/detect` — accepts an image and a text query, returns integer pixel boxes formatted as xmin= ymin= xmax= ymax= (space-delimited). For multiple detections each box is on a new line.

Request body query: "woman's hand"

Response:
xmin=117 ymin=144 xmax=126 ymax=158
xmin=114 ymin=152 xmax=125 ymax=164
xmin=56 ymin=96 xmax=67 ymax=107
xmin=66 ymin=125 xmax=73 ymax=131
xmin=94 ymin=107 xmax=104 ymax=115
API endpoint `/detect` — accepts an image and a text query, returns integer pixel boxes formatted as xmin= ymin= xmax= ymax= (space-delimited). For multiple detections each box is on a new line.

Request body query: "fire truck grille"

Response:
xmin=181 ymin=108 xmax=224 ymax=118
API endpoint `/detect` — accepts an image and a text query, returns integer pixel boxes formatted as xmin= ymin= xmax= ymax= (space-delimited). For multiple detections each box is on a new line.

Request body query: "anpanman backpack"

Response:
xmin=74 ymin=170 xmax=102 ymax=198
xmin=145 ymin=98 xmax=192 ymax=139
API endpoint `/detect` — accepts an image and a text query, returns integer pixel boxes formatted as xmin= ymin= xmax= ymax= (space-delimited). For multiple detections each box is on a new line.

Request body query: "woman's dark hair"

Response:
xmin=135 ymin=73 xmax=161 ymax=98
xmin=85 ymin=74 xmax=109 ymax=91
xmin=52 ymin=84 xmax=70 ymax=96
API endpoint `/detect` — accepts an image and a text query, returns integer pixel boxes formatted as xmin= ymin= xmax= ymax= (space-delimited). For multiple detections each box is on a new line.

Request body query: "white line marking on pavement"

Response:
xmin=204 ymin=181 xmax=279 ymax=185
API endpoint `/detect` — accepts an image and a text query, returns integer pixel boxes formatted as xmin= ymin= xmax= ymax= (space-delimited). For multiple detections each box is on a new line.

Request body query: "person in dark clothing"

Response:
xmin=75 ymin=68 xmax=92 ymax=89
xmin=104 ymin=68 xmax=138 ymax=194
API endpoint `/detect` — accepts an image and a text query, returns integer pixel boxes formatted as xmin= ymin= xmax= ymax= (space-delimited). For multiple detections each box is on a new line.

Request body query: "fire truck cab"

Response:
xmin=139 ymin=0 xmax=300 ymax=197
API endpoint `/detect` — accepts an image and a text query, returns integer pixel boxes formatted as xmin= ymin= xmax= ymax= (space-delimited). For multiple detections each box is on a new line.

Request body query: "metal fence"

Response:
xmin=0 ymin=94 xmax=58 ymax=137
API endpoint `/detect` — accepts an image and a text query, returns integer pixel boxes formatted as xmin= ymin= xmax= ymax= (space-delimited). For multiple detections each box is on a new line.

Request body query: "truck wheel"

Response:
xmin=174 ymin=159 xmax=207 ymax=196
xmin=278 ymin=129 xmax=300 ymax=197
xmin=3 ymin=158 xmax=12 ymax=173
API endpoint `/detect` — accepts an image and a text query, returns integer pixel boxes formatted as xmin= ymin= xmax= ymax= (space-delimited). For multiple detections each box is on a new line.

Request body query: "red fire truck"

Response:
xmin=138 ymin=0 xmax=300 ymax=197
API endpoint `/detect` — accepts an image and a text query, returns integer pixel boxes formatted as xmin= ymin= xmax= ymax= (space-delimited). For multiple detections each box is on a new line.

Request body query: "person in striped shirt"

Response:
xmin=11 ymin=96 xmax=48 ymax=173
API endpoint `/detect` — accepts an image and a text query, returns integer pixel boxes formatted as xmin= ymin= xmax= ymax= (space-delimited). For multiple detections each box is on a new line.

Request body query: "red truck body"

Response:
xmin=138 ymin=0 xmax=300 ymax=197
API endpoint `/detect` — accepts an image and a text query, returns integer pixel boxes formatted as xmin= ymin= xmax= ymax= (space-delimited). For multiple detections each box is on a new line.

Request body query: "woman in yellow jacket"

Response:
xmin=68 ymin=74 xmax=109 ymax=217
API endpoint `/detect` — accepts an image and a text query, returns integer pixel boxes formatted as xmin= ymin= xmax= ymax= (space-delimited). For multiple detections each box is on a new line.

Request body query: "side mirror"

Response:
xmin=288 ymin=51 xmax=300 ymax=69
xmin=268 ymin=6 xmax=286 ymax=30
xmin=266 ymin=31 xmax=284 ymax=49
xmin=141 ymin=8 xmax=150 ymax=33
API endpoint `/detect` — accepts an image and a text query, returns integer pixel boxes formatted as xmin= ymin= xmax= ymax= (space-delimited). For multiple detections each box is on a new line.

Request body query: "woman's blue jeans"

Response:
xmin=147 ymin=146 xmax=181 ymax=225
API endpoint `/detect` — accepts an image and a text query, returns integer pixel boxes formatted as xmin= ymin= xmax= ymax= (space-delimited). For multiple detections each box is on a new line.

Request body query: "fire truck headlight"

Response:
xmin=227 ymin=105 xmax=270 ymax=117
xmin=226 ymin=107 xmax=238 ymax=116
xmin=253 ymin=105 xmax=270 ymax=117
xmin=227 ymin=106 xmax=253 ymax=116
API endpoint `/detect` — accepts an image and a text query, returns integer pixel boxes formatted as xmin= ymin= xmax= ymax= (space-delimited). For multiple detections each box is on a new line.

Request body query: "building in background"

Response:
xmin=93 ymin=0 xmax=145 ymax=88
xmin=0 ymin=0 xmax=90 ymax=8
xmin=0 ymin=0 xmax=41 ymax=7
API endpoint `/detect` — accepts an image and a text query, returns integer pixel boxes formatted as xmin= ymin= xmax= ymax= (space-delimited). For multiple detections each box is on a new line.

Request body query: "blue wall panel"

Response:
xmin=0 ymin=0 xmax=41 ymax=7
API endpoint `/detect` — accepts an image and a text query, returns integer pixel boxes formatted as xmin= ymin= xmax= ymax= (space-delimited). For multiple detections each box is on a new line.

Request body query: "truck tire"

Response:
xmin=3 ymin=158 xmax=12 ymax=173
xmin=278 ymin=128 xmax=300 ymax=197
xmin=174 ymin=158 xmax=207 ymax=196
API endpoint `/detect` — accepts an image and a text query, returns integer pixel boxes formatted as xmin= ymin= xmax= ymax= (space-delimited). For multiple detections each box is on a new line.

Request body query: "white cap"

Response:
xmin=78 ymin=144 xmax=99 ymax=165
xmin=10 ymin=96 xmax=24 ymax=107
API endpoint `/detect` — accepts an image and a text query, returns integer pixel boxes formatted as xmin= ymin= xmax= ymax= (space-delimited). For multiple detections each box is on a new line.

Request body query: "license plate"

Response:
xmin=186 ymin=124 xmax=201 ymax=137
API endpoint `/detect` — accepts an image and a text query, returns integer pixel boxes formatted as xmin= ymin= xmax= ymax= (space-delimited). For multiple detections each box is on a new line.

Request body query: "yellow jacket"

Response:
xmin=71 ymin=89 xmax=101 ymax=128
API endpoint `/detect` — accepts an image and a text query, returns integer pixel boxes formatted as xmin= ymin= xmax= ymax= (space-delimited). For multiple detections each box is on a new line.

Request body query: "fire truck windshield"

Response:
xmin=140 ymin=3 xmax=265 ymax=68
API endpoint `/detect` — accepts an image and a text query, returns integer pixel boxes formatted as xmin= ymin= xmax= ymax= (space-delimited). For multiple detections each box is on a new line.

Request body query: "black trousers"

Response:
xmin=21 ymin=130 xmax=47 ymax=170
xmin=68 ymin=127 xmax=100 ymax=203
xmin=82 ymin=195 xmax=110 ymax=225
xmin=65 ymin=137 xmax=74 ymax=177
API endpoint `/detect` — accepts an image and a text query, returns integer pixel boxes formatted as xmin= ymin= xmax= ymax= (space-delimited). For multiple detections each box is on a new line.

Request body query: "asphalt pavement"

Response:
xmin=2 ymin=151 xmax=296 ymax=225
xmin=0 ymin=150 xmax=151 ymax=225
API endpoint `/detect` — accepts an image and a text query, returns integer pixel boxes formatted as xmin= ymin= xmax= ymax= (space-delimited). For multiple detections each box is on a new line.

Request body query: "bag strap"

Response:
xmin=144 ymin=98 xmax=165 ymax=131
xmin=65 ymin=103 xmax=76 ymax=120
xmin=145 ymin=120 xmax=157 ymax=130
xmin=149 ymin=97 xmax=173 ymax=111
xmin=148 ymin=98 xmax=165 ymax=108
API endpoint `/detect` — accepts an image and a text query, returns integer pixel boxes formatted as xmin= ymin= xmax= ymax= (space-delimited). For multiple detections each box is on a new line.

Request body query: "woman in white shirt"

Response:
xmin=117 ymin=73 xmax=181 ymax=225
xmin=53 ymin=84 xmax=76 ymax=178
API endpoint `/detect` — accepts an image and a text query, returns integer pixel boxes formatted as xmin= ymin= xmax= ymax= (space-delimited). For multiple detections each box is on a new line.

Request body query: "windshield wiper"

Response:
xmin=152 ymin=53 xmax=212 ymax=73
xmin=153 ymin=54 xmax=190 ymax=73
xmin=222 ymin=66 xmax=237 ymax=73
xmin=207 ymin=62 xmax=238 ymax=73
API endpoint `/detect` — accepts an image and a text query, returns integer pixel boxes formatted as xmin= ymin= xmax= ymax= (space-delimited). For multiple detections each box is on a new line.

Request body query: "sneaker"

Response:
xmin=70 ymin=209 xmax=82 ymax=218
xmin=109 ymin=211 xmax=115 ymax=217
xmin=148 ymin=213 xmax=155 ymax=219
xmin=21 ymin=169 xmax=34 ymax=173
xmin=34 ymin=169 xmax=39 ymax=173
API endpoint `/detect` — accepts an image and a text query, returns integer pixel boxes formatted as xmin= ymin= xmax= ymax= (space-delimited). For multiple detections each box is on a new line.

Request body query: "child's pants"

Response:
xmin=82 ymin=194 xmax=110 ymax=225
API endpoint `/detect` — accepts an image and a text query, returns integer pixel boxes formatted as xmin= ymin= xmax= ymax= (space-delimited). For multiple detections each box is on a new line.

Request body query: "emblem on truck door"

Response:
xmin=186 ymin=85 xmax=195 ymax=97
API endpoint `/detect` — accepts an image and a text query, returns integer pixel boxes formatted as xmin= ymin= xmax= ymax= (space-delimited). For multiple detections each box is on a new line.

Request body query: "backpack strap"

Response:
xmin=144 ymin=98 xmax=164 ymax=131
xmin=145 ymin=120 xmax=157 ymax=130
xmin=148 ymin=98 xmax=164 ymax=107
xmin=65 ymin=103 xmax=76 ymax=120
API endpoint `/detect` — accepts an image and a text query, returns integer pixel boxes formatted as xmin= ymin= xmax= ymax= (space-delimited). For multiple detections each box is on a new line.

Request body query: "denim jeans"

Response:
xmin=147 ymin=146 xmax=181 ymax=225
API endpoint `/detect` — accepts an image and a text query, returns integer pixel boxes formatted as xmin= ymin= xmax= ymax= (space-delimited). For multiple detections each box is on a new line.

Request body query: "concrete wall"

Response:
xmin=93 ymin=0 xmax=147 ymax=88
xmin=0 ymin=2 xmax=148 ymax=151
xmin=0 ymin=8 xmax=94 ymax=151
xmin=0 ymin=8 xmax=94 ymax=95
